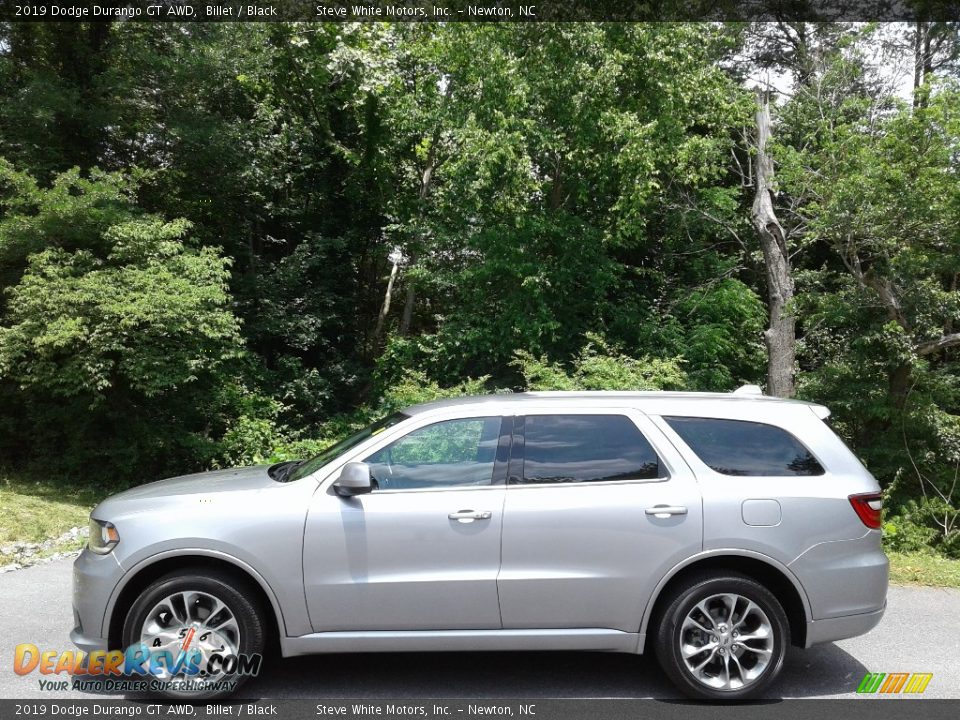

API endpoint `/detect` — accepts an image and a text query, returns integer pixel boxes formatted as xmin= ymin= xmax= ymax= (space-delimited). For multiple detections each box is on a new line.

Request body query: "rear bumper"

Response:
xmin=789 ymin=530 xmax=889 ymax=619
xmin=805 ymin=601 xmax=886 ymax=647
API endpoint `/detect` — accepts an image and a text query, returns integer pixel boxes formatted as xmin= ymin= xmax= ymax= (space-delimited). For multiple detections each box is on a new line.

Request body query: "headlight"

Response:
xmin=88 ymin=517 xmax=120 ymax=554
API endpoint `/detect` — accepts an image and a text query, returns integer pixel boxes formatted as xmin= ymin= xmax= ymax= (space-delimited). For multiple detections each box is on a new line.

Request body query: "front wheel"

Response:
xmin=654 ymin=573 xmax=789 ymax=700
xmin=122 ymin=569 xmax=265 ymax=699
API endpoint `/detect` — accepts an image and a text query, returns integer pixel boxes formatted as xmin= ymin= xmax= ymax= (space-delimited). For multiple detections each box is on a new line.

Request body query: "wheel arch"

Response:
xmin=640 ymin=550 xmax=812 ymax=651
xmin=106 ymin=550 xmax=285 ymax=651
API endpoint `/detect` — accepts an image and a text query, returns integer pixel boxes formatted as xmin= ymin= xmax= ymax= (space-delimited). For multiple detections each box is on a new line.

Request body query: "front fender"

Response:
xmin=104 ymin=546 xmax=310 ymax=642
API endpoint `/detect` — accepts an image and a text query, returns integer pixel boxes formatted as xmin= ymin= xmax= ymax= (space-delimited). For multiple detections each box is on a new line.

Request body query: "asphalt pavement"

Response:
xmin=0 ymin=558 xmax=957 ymax=699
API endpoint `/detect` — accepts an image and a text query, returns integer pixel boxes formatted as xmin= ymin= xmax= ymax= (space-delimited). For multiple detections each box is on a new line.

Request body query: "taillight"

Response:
xmin=849 ymin=493 xmax=883 ymax=529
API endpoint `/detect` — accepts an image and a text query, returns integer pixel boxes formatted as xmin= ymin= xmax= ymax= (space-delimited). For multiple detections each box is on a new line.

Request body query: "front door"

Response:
xmin=303 ymin=415 xmax=509 ymax=631
xmin=497 ymin=409 xmax=703 ymax=633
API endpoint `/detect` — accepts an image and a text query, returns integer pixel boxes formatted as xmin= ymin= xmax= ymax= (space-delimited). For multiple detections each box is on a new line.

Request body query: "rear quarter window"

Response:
xmin=663 ymin=416 xmax=824 ymax=477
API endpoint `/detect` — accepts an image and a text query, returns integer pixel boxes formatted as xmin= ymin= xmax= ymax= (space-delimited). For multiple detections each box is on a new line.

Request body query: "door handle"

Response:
xmin=448 ymin=509 xmax=493 ymax=523
xmin=645 ymin=505 xmax=688 ymax=518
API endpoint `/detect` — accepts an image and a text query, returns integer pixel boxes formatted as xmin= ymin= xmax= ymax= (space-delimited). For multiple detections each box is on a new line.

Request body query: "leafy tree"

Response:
xmin=2 ymin=20 xmax=958 ymax=558
xmin=769 ymin=28 xmax=960 ymax=554
xmin=0 ymin=163 xmax=245 ymax=479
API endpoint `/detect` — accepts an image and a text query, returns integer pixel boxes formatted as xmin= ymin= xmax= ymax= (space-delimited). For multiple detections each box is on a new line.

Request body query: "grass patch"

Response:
xmin=888 ymin=551 xmax=960 ymax=588
xmin=0 ymin=472 xmax=105 ymax=545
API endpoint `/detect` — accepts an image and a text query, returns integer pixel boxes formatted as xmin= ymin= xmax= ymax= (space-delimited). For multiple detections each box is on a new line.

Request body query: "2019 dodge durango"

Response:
xmin=71 ymin=387 xmax=888 ymax=700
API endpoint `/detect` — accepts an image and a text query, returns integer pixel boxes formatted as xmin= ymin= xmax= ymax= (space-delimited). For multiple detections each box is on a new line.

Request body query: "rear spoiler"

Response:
xmin=731 ymin=384 xmax=831 ymax=420
xmin=809 ymin=405 xmax=831 ymax=420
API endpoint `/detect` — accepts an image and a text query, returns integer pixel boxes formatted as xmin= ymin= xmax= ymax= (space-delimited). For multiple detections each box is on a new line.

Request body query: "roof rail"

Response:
xmin=732 ymin=384 xmax=764 ymax=396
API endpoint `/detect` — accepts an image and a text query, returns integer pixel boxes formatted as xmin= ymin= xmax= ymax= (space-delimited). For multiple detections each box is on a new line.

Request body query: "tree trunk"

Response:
xmin=889 ymin=363 xmax=913 ymax=412
xmin=400 ymin=138 xmax=440 ymax=336
xmin=751 ymin=92 xmax=797 ymax=398
xmin=372 ymin=257 xmax=401 ymax=350
xmin=399 ymin=281 xmax=415 ymax=336
xmin=399 ymin=84 xmax=452 ymax=336
xmin=913 ymin=21 xmax=925 ymax=107
xmin=913 ymin=21 xmax=935 ymax=109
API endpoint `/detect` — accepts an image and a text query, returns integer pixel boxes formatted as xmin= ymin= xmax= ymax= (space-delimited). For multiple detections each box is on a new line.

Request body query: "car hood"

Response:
xmin=93 ymin=465 xmax=276 ymax=515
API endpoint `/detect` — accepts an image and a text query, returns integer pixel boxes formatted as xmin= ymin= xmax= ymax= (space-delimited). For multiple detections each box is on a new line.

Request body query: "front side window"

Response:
xmin=364 ymin=416 xmax=502 ymax=490
xmin=518 ymin=414 xmax=662 ymax=484
xmin=663 ymin=416 xmax=824 ymax=477
xmin=285 ymin=412 xmax=408 ymax=482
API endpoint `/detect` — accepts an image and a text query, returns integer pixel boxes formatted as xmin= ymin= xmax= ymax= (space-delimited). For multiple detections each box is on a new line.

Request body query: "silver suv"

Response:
xmin=72 ymin=387 xmax=888 ymax=700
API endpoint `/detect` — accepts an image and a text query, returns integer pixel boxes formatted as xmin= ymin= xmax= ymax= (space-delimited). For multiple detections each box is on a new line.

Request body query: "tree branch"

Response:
xmin=916 ymin=332 xmax=960 ymax=356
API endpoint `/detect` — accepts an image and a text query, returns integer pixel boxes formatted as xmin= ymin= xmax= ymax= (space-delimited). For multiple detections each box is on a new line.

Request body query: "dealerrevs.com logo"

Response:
xmin=14 ymin=629 xmax=261 ymax=694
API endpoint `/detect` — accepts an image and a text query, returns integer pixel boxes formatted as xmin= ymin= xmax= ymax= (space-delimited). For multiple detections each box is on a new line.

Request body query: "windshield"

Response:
xmin=286 ymin=412 xmax=409 ymax=483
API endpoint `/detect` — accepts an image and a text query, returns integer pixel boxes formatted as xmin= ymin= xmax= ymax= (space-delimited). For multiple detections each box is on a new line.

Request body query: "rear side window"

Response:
xmin=663 ymin=416 xmax=824 ymax=477
xmin=518 ymin=414 xmax=662 ymax=484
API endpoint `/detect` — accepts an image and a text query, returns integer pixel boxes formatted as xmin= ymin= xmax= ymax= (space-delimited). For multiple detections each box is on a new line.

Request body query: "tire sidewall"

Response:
xmin=121 ymin=571 xmax=265 ymax=699
xmin=657 ymin=575 xmax=789 ymax=701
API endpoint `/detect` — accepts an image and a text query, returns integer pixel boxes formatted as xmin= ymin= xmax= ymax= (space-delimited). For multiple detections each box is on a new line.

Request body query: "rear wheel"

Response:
xmin=122 ymin=569 xmax=265 ymax=699
xmin=654 ymin=573 xmax=789 ymax=700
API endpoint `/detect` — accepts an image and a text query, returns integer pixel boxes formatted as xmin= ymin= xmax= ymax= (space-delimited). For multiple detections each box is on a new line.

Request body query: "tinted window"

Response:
xmin=519 ymin=414 xmax=662 ymax=484
xmin=664 ymin=416 xmax=824 ymax=476
xmin=364 ymin=417 xmax=502 ymax=490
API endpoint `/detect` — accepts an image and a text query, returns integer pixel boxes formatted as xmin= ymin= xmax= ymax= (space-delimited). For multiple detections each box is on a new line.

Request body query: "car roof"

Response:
xmin=403 ymin=386 xmax=831 ymax=419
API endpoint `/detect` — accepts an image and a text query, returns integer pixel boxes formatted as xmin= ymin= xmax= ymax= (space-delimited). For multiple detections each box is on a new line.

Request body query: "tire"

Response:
xmin=122 ymin=569 xmax=266 ymax=699
xmin=653 ymin=572 xmax=789 ymax=701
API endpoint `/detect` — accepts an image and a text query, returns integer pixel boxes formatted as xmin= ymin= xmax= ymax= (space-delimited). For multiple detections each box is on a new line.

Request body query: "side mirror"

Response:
xmin=333 ymin=462 xmax=374 ymax=497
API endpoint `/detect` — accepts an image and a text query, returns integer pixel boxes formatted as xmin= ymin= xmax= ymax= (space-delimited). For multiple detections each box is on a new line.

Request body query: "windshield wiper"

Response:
xmin=268 ymin=460 xmax=303 ymax=482
xmin=279 ymin=459 xmax=305 ymax=482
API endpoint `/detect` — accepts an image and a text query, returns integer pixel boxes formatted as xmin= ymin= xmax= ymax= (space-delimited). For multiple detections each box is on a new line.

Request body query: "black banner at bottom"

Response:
xmin=1 ymin=699 xmax=958 ymax=720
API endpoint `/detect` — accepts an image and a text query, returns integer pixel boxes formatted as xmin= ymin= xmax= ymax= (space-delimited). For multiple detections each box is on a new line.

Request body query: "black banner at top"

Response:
xmin=2 ymin=0 xmax=959 ymax=23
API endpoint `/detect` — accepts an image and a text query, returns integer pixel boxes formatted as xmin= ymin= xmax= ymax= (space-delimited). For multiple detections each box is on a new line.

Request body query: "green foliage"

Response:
xmin=215 ymin=391 xmax=285 ymax=468
xmin=884 ymin=496 xmax=960 ymax=558
xmin=514 ymin=335 xmax=688 ymax=391
xmin=512 ymin=351 xmax=580 ymax=391
xmin=265 ymin=370 xmax=494 ymax=465
xmin=385 ymin=418 xmax=490 ymax=465
xmin=0 ymin=161 xmax=138 ymax=291
xmin=887 ymin=551 xmax=960 ymax=588
xmin=883 ymin=514 xmax=941 ymax=556
xmin=777 ymin=33 xmax=960 ymax=553
xmin=1 ymin=221 xmax=240 ymax=398
xmin=268 ymin=437 xmax=337 ymax=465
xmin=379 ymin=370 xmax=491 ymax=414
xmin=2 ymin=22 xmax=959 ymax=560
xmin=673 ymin=279 xmax=767 ymax=391
xmin=0 ymin=164 xmax=246 ymax=479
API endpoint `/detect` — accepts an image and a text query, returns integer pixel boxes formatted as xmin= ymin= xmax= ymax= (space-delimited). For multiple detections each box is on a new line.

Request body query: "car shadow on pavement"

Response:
xmin=233 ymin=644 xmax=869 ymax=700
xmin=776 ymin=644 xmax=871 ymax=698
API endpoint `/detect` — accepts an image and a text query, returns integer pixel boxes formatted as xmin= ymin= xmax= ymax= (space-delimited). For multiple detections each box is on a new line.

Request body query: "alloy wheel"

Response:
xmin=678 ymin=592 xmax=774 ymax=691
xmin=139 ymin=590 xmax=241 ymax=683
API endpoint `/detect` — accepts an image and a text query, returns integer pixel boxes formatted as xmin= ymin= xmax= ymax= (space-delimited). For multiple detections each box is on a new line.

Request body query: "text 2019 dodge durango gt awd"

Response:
xmin=72 ymin=387 xmax=888 ymax=700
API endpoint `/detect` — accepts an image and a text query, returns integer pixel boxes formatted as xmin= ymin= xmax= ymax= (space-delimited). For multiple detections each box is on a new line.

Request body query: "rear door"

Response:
xmin=497 ymin=408 xmax=703 ymax=632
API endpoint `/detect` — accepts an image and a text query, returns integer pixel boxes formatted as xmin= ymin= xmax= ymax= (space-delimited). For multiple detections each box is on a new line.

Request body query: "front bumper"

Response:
xmin=71 ymin=547 xmax=124 ymax=652
xmin=69 ymin=625 xmax=109 ymax=654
